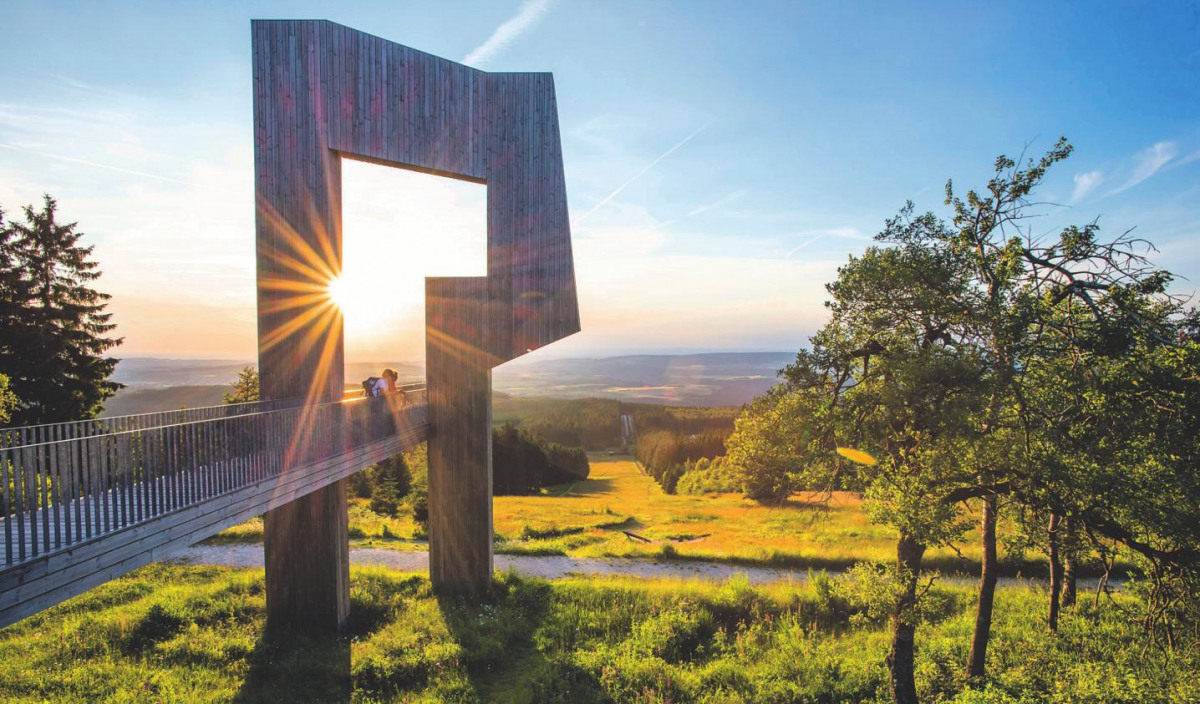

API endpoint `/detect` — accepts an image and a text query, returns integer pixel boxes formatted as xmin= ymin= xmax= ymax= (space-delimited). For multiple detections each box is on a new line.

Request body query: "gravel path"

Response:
xmin=172 ymin=543 xmax=1112 ymax=588
xmin=174 ymin=544 xmax=814 ymax=584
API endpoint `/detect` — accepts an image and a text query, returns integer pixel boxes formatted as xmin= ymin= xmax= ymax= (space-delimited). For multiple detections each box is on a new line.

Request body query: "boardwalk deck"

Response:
xmin=0 ymin=393 xmax=428 ymax=628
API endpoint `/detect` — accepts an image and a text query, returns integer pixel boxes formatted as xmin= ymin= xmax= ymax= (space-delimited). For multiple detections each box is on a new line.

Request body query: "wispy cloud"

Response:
xmin=1112 ymin=141 xmax=1178 ymax=195
xmin=577 ymin=119 xmax=715 ymax=223
xmin=1176 ymin=147 xmax=1200 ymax=168
xmin=462 ymin=0 xmax=556 ymax=68
xmin=1069 ymin=169 xmax=1105 ymax=204
xmin=0 ymin=142 xmax=210 ymax=190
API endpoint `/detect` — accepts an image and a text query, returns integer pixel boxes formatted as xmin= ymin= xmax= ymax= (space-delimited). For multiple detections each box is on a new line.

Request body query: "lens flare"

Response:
xmin=836 ymin=447 xmax=878 ymax=466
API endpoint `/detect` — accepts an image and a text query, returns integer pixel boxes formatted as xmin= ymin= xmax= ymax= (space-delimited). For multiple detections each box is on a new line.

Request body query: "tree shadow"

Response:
xmin=232 ymin=625 xmax=352 ymax=704
xmin=433 ymin=575 xmax=601 ymax=702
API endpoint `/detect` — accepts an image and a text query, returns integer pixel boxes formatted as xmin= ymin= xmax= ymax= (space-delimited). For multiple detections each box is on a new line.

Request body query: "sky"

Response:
xmin=1 ymin=0 xmax=1198 ymax=363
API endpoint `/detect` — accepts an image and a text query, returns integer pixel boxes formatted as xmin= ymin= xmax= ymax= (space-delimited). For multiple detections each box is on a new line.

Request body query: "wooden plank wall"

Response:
xmin=253 ymin=19 xmax=579 ymax=394
xmin=252 ymin=20 xmax=580 ymax=613
xmin=426 ymin=278 xmax=492 ymax=594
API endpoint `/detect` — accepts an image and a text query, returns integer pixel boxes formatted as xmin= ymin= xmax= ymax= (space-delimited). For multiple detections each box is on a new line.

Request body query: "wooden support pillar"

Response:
xmin=263 ymin=480 xmax=351 ymax=632
xmin=426 ymin=277 xmax=493 ymax=596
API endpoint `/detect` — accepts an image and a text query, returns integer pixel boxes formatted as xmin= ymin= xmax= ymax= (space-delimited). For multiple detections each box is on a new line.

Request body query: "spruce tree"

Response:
xmin=0 ymin=195 xmax=122 ymax=425
xmin=368 ymin=454 xmax=411 ymax=517
xmin=223 ymin=366 xmax=260 ymax=404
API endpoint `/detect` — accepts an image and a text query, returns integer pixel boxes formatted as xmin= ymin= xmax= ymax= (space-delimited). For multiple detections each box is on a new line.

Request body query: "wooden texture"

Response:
xmin=252 ymin=20 xmax=579 ymax=602
xmin=426 ymin=278 xmax=492 ymax=595
xmin=252 ymin=19 xmax=579 ymax=402
xmin=263 ymin=481 xmax=350 ymax=632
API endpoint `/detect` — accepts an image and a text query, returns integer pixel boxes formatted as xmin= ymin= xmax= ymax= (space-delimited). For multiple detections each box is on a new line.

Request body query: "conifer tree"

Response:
xmin=223 ymin=366 xmax=260 ymax=404
xmin=0 ymin=195 xmax=122 ymax=425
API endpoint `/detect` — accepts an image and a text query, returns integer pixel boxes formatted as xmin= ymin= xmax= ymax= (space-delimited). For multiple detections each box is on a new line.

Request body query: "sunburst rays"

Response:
xmin=254 ymin=186 xmax=348 ymax=468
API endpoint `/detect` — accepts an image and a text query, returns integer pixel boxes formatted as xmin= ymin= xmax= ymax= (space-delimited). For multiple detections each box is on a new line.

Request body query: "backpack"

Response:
xmin=362 ymin=376 xmax=381 ymax=397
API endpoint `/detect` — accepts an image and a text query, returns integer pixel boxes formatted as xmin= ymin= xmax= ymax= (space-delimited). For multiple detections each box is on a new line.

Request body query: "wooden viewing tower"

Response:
xmin=252 ymin=20 xmax=580 ymax=631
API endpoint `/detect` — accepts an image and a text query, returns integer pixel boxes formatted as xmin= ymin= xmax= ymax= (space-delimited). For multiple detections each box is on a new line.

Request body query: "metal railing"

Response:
xmin=0 ymin=398 xmax=309 ymax=449
xmin=0 ymin=389 xmax=427 ymax=567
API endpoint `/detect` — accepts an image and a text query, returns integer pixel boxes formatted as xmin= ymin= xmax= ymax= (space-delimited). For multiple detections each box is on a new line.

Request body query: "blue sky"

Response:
xmin=1 ymin=1 xmax=1197 ymax=360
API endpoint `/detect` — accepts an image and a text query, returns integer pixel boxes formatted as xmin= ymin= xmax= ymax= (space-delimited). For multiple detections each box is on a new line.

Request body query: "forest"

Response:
xmin=494 ymin=395 xmax=738 ymax=450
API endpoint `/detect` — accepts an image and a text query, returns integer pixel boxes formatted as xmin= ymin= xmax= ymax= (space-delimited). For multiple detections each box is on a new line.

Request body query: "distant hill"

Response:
xmin=106 ymin=352 xmax=794 ymax=410
xmin=112 ymin=358 xmax=253 ymax=388
xmin=492 ymin=352 xmax=793 ymax=406
xmin=102 ymin=385 xmax=230 ymax=416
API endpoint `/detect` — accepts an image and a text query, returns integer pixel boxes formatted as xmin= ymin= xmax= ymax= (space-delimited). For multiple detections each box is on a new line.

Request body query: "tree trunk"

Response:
xmin=1062 ymin=554 xmax=1077 ymax=609
xmin=887 ymin=533 xmax=926 ymax=704
xmin=1047 ymin=513 xmax=1063 ymax=631
xmin=967 ymin=493 xmax=998 ymax=679
xmin=1094 ymin=561 xmax=1112 ymax=610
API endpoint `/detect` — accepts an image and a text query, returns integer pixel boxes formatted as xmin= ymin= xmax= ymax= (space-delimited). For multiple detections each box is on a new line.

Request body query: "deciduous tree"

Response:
xmin=777 ymin=243 xmax=986 ymax=704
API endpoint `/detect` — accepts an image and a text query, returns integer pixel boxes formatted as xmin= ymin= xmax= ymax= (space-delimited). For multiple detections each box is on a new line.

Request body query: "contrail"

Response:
xmin=463 ymin=0 xmax=556 ymax=68
xmin=784 ymin=235 xmax=824 ymax=258
xmin=577 ymin=119 xmax=715 ymax=224
xmin=783 ymin=228 xmax=867 ymax=258
xmin=0 ymin=142 xmax=210 ymax=189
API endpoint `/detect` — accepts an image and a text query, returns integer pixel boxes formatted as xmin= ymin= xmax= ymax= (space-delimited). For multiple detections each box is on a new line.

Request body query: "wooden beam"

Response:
xmin=426 ymin=278 xmax=493 ymax=595
xmin=264 ymin=481 xmax=350 ymax=632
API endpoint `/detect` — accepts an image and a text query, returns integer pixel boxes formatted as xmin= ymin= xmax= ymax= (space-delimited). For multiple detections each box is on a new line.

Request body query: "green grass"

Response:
xmin=1 ymin=563 xmax=1193 ymax=702
xmin=203 ymin=458 xmax=1124 ymax=576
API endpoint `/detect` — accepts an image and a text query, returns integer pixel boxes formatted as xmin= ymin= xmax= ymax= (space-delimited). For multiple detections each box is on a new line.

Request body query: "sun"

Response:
xmin=326 ymin=275 xmax=354 ymax=311
xmin=324 ymin=270 xmax=418 ymax=344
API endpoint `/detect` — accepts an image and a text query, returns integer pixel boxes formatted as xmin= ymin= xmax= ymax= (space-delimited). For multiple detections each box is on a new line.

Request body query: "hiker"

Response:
xmin=368 ymin=368 xmax=399 ymax=397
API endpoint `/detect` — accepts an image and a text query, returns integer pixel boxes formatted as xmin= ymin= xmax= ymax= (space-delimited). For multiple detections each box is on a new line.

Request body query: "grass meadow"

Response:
xmin=0 ymin=563 xmax=1191 ymax=703
xmin=206 ymin=458 xmax=1070 ymax=576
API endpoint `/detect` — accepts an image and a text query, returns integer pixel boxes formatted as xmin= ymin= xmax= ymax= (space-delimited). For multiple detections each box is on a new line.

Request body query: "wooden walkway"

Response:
xmin=0 ymin=391 xmax=429 ymax=627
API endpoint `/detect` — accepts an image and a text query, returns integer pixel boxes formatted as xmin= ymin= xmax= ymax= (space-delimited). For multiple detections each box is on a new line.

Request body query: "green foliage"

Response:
xmin=368 ymin=454 xmax=413 ymax=518
xmin=222 ymin=366 xmax=259 ymax=405
xmin=493 ymin=395 xmax=738 ymax=451
xmin=0 ymin=195 xmax=122 ymax=425
xmin=493 ymin=423 xmax=589 ymax=495
xmin=674 ymin=457 xmax=740 ymax=495
xmin=725 ymin=389 xmax=831 ymax=503
xmin=635 ymin=428 xmax=729 ymax=494
xmin=781 ymin=241 xmax=985 ymax=553
xmin=632 ymin=404 xmax=739 ymax=436
xmin=493 ymin=396 xmax=623 ymax=449
xmin=1018 ymin=307 xmax=1200 ymax=640
xmin=409 ymin=487 xmax=429 ymax=533
xmin=544 ymin=443 xmax=590 ymax=482
xmin=0 ymin=373 xmax=17 ymax=426
xmin=404 ymin=443 xmax=431 ymax=533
